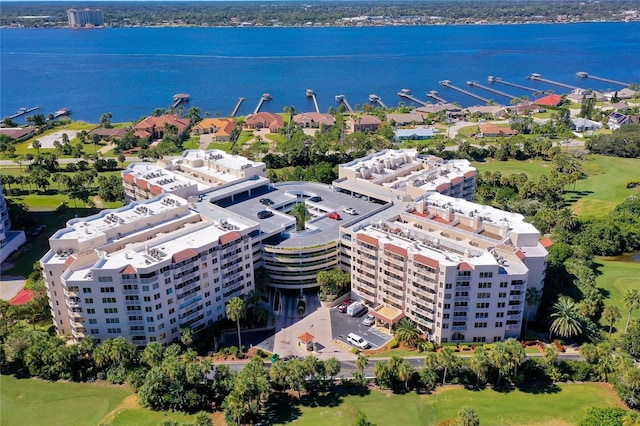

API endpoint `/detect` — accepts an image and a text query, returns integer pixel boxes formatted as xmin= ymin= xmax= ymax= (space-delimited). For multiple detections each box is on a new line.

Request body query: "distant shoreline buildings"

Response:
xmin=41 ymin=149 xmax=548 ymax=346
xmin=67 ymin=8 xmax=104 ymax=28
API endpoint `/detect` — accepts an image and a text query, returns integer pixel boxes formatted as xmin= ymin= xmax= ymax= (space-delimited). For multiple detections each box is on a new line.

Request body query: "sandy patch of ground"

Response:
xmin=30 ymin=130 xmax=79 ymax=149
xmin=0 ymin=275 xmax=26 ymax=301
xmin=99 ymin=394 xmax=139 ymax=425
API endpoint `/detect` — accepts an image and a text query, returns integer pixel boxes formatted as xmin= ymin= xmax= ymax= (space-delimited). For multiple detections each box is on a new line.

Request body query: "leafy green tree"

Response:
xmin=356 ymin=354 xmax=369 ymax=377
xmin=324 ymin=357 xmax=341 ymax=385
xmin=602 ymin=304 xmax=622 ymax=338
xmin=142 ymin=341 xmax=164 ymax=368
xmin=579 ymin=407 xmax=638 ymax=426
xmin=468 ymin=346 xmax=490 ymax=386
xmin=226 ymin=296 xmax=246 ymax=350
xmin=354 ymin=411 xmax=376 ymax=426
xmin=623 ymin=289 xmax=640 ymax=333
xmin=505 ymin=338 xmax=526 ymax=382
xmin=489 ymin=340 xmax=511 ymax=386
xmin=394 ymin=318 xmax=421 ymax=348
xmin=549 ymin=296 xmax=584 ymax=340
xmin=286 ymin=357 xmax=307 ymax=398
xmin=620 ymin=319 xmax=640 ymax=357
xmin=100 ymin=112 xmax=113 ymax=128
xmin=269 ymin=359 xmax=289 ymax=392
xmin=436 ymin=345 xmax=457 ymax=385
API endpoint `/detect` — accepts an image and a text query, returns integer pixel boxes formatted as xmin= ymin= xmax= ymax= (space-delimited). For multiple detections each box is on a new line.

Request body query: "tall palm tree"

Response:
xmin=290 ymin=202 xmax=309 ymax=231
xmin=549 ymin=296 xmax=583 ymax=340
xmin=468 ymin=346 xmax=490 ymax=386
xmin=356 ymin=354 xmax=369 ymax=377
xmin=394 ymin=318 xmax=421 ymax=348
xmin=226 ymin=296 xmax=246 ymax=350
xmin=523 ymin=287 xmax=541 ymax=336
xmin=623 ymin=289 xmax=640 ymax=333
xmin=489 ymin=340 xmax=510 ymax=386
xmin=436 ymin=345 xmax=457 ymax=385
xmin=602 ymin=304 xmax=622 ymax=337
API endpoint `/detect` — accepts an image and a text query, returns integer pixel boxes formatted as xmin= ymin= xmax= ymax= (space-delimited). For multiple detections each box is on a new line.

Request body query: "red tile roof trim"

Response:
xmin=458 ymin=262 xmax=474 ymax=271
xmin=540 ymin=238 xmax=554 ymax=248
xmin=121 ymin=264 xmax=137 ymax=274
xmin=357 ymin=234 xmax=379 ymax=247
xmin=464 ymin=171 xmax=476 ymax=178
xmin=219 ymin=231 xmax=242 ymax=245
xmin=385 ymin=243 xmax=408 ymax=257
xmin=172 ymin=248 xmax=199 ymax=263
xmin=414 ymin=254 xmax=439 ymax=269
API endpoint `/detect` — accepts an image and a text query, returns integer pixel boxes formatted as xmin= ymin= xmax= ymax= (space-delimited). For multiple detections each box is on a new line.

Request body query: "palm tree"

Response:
xmin=356 ymin=354 xmax=368 ymax=377
xmin=489 ymin=340 xmax=510 ymax=386
xmin=394 ymin=318 xmax=421 ymax=348
xmin=396 ymin=358 xmax=414 ymax=391
xmin=523 ymin=287 xmax=541 ymax=336
xmin=226 ymin=297 xmax=246 ymax=350
xmin=436 ymin=345 xmax=456 ymax=385
xmin=457 ymin=406 xmax=480 ymax=426
xmin=290 ymin=202 xmax=309 ymax=231
xmin=549 ymin=296 xmax=583 ymax=340
xmin=555 ymin=208 xmax=577 ymax=231
xmin=468 ymin=346 xmax=490 ymax=386
xmin=623 ymin=289 xmax=640 ymax=333
xmin=505 ymin=338 xmax=526 ymax=383
xmin=32 ymin=140 xmax=41 ymax=153
xmin=602 ymin=304 xmax=622 ymax=338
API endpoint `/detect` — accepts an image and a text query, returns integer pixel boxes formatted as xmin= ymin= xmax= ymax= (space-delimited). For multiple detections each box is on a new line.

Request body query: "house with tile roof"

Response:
xmin=349 ymin=115 xmax=381 ymax=133
xmin=386 ymin=112 xmax=424 ymax=126
xmin=478 ymin=123 xmax=517 ymax=137
xmin=191 ymin=118 xmax=236 ymax=141
xmin=134 ymin=115 xmax=190 ymax=141
xmin=245 ymin=112 xmax=284 ymax=133
xmin=292 ymin=112 xmax=335 ymax=128
xmin=533 ymin=94 xmax=563 ymax=107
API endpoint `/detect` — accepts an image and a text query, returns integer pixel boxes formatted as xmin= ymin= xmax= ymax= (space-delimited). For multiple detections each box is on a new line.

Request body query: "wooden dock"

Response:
xmin=467 ymin=81 xmax=516 ymax=101
xmin=307 ymin=89 xmax=320 ymax=113
xmin=230 ymin=97 xmax=245 ymax=117
xmin=488 ymin=76 xmax=537 ymax=93
xmin=368 ymin=94 xmax=387 ymax=108
xmin=335 ymin=95 xmax=353 ymax=112
xmin=576 ymin=72 xmax=629 ymax=88
xmin=8 ymin=106 xmax=40 ymax=120
xmin=53 ymin=107 xmax=71 ymax=118
xmin=397 ymin=89 xmax=427 ymax=107
xmin=440 ymin=80 xmax=495 ymax=105
xmin=172 ymin=93 xmax=190 ymax=108
xmin=254 ymin=93 xmax=272 ymax=114
xmin=527 ymin=73 xmax=581 ymax=92
xmin=426 ymin=90 xmax=447 ymax=104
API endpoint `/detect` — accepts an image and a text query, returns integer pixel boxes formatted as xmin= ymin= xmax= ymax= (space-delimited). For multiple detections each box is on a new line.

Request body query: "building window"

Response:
xmin=476 ymin=302 xmax=489 ymax=309
xmin=85 ymin=298 xmax=94 ymax=304
xmin=83 ymin=288 xmax=92 ymax=293
xmin=474 ymin=322 xmax=487 ymax=328
xmin=89 ymin=319 xmax=97 ymax=324
xmin=98 ymin=276 xmax=113 ymax=282
xmin=475 ymin=312 xmax=488 ymax=318
xmin=496 ymin=312 xmax=504 ymax=318
xmin=479 ymin=272 xmax=493 ymax=278
xmin=495 ymin=321 xmax=503 ymax=327
xmin=100 ymin=287 xmax=115 ymax=293
xmin=102 ymin=297 xmax=116 ymax=303
xmin=497 ymin=302 xmax=506 ymax=308
xmin=106 ymin=318 xmax=120 ymax=324
xmin=478 ymin=292 xmax=491 ymax=299
xmin=107 ymin=328 xmax=122 ymax=334
xmin=500 ymin=282 xmax=508 ymax=288
xmin=478 ymin=282 xmax=491 ymax=289
xmin=499 ymin=292 xmax=507 ymax=298
xmin=86 ymin=308 xmax=95 ymax=314
xmin=104 ymin=307 xmax=118 ymax=314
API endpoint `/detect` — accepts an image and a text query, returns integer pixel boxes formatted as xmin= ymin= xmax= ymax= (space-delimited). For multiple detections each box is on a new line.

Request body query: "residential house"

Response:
xmin=89 ymin=127 xmax=129 ymax=140
xmin=191 ymin=118 xmax=236 ymax=141
xmin=292 ymin=112 xmax=335 ymax=128
xmin=386 ymin=112 xmax=424 ymax=126
xmin=416 ymin=103 xmax=464 ymax=120
xmin=245 ymin=112 xmax=284 ymax=133
xmin=608 ymin=112 xmax=639 ymax=130
xmin=478 ymin=123 xmax=517 ymax=137
xmin=466 ymin=105 xmax=504 ymax=119
xmin=349 ymin=115 xmax=381 ymax=133
xmin=394 ymin=126 xmax=435 ymax=141
xmin=134 ymin=115 xmax=190 ymax=141
xmin=571 ymin=118 xmax=602 ymax=132
xmin=533 ymin=94 xmax=563 ymax=107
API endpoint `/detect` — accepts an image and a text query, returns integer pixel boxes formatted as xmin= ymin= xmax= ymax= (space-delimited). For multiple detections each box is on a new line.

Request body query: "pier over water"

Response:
xmin=306 ymin=89 xmax=320 ymax=113
xmin=440 ymin=80 xmax=495 ymax=105
xmin=576 ymin=72 xmax=629 ymax=88
xmin=527 ymin=73 xmax=581 ymax=92
xmin=397 ymin=89 xmax=427 ymax=107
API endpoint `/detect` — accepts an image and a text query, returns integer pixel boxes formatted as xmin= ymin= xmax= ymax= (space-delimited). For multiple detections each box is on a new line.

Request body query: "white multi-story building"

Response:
xmin=40 ymin=194 xmax=256 ymax=345
xmin=343 ymin=192 xmax=548 ymax=343
xmin=0 ymin=183 xmax=26 ymax=264
xmin=43 ymin=149 xmax=548 ymax=345
xmin=333 ymin=149 xmax=476 ymax=203
xmin=67 ymin=8 xmax=104 ymax=27
xmin=122 ymin=149 xmax=267 ymax=203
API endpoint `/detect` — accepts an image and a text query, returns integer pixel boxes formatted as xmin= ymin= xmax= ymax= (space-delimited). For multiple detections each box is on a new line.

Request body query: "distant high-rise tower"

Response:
xmin=67 ymin=8 xmax=104 ymax=27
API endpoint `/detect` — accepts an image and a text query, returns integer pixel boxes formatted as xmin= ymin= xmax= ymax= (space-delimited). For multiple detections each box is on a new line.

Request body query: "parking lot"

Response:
xmin=330 ymin=306 xmax=391 ymax=350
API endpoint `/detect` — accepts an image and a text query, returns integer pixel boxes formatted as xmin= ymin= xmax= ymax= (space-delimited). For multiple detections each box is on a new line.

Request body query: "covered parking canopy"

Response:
xmin=369 ymin=306 xmax=405 ymax=333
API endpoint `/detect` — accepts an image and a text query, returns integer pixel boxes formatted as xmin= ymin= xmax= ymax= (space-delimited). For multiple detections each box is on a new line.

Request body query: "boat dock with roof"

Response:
xmin=576 ymin=72 xmax=629 ymax=88
xmin=397 ymin=88 xmax=427 ymax=106
xmin=440 ymin=80 xmax=494 ymax=105
xmin=254 ymin=93 xmax=272 ymax=114
xmin=8 ymin=106 xmax=40 ymax=120
xmin=306 ymin=89 xmax=320 ymax=113
xmin=172 ymin=93 xmax=190 ymax=108
xmin=369 ymin=94 xmax=387 ymax=108
xmin=426 ymin=90 xmax=447 ymax=104
xmin=467 ymin=81 xmax=516 ymax=101
xmin=335 ymin=94 xmax=353 ymax=112
xmin=527 ymin=73 xmax=581 ymax=91
xmin=487 ymin=76 xmax=537 ymax=93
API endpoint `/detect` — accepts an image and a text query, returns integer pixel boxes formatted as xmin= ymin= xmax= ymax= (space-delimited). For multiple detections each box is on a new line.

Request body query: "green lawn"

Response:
xmin=271 ymin=383 xmax=625 ymax=426
xmin=0 ymin=375 xmax=197 ymax=426
xmin=595 ymin=256 xmax=640 ymax=336
xmin=472 ymin=158 xmax=553 ymax=181
xmin=569 ymin=155 xmax=640 ymax=216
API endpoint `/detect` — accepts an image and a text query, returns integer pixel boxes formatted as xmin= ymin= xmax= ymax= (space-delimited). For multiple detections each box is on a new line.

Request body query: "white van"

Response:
xmin=347 ymin=333 xmax=370 ymax=349
xmin=346 ymin=301 xmax=367 ymax=317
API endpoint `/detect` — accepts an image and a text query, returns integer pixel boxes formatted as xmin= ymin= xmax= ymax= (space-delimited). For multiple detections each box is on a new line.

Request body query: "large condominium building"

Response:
xmin=40 ymin=194 xmax=256 ymax=345
xmin=67 ymin=8 xmax=104 ymax=27
xmin=43 ymin=148 xmax=548 ymax=345
xmin=333 ymin=149 xmax=476 ymax=203
xmin=343 ymin=192 xmax=548 ymax=344
xmin=122 ymin=149 xmax=267 ymax=202
xmin=0 ymin=183 xmax=26 ymax=264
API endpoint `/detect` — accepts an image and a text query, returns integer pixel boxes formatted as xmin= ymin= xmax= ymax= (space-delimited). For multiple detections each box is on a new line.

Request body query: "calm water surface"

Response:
xmin=1 ymin=23 xmax=639 ymax=122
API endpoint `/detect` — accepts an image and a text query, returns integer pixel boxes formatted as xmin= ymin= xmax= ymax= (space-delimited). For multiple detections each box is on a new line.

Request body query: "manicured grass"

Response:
xmin=0 ymin=375 xmax=197 ymax=426
xmin=472 ymin=158 xmax=553 ymax=181
xmin=570 ymin=155 xmax=640 ymax=216
xmin=207 ymin=141 xmax=233 ymax=152
xmin=272 ymin=383 xmax=625 ymax=426
xmin=595 ymin=256 xmax=640 ymax=336
xmin=456 ymin=125 xmax=478 ymax=136
xmin=183 ymin=136 xmax=200 ymax=149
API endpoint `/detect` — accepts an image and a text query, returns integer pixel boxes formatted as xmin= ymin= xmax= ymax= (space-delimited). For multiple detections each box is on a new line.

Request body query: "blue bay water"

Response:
xmin=1 ymin=23 xmax=639 ymax=123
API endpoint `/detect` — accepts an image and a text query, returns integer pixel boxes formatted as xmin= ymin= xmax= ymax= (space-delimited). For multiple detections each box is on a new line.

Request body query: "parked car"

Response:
xmin=308 ymin=196 xmax=322 ymax=202
xmin=347 ymin=333 xmax=370 ymax=349
xmin=363 ymin=314 xmax=375 ymax=326
xmin=343 ymin=207 xmax=357 ymax=215
xmin=257 ymin=210 xmax=274 ymax=219
xmin=337 ymin=299 xmax=353 ymax=313
xmin=347 ymin=301 xmax=367 ymax=317
xmin=327 ymin=212 xmax=341 ymax=220
xmin=270 ymin=353 xmax=280 ymax=362
xmin=260 ymin=198 xmax=274 ymax=205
